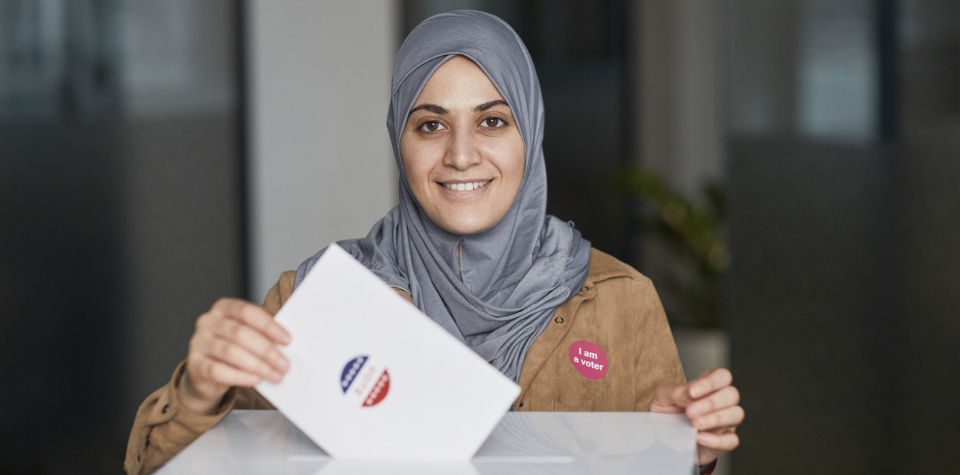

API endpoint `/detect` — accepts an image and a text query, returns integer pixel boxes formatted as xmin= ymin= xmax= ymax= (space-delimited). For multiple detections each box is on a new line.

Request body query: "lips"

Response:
xmin=440 ymin=179 xmax=492 ymax=192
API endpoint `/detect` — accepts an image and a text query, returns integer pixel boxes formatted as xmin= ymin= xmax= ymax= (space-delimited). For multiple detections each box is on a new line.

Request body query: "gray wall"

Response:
xmin=247 ymin=0 xmax=398 ymax=300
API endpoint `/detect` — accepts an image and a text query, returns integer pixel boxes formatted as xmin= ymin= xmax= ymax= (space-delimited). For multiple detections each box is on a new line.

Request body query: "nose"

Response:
xmin=443 ymin=127 xmax=482 ymax=170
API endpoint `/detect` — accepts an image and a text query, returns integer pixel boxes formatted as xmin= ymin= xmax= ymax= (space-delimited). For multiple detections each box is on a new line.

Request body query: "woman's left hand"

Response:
xmin=650 ymin=368 xmax=743 ymax=466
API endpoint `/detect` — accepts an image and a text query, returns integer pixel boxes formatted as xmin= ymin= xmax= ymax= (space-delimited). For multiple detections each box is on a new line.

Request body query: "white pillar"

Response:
xmin=633 ymin=0 xmax=724 ymax=195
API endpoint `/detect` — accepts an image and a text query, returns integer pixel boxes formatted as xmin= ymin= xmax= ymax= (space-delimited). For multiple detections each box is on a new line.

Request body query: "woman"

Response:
xmin=125 ymin=10 xmax=742 ymax=475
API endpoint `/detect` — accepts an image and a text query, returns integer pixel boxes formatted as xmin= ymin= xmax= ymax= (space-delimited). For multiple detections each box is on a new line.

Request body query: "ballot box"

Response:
xmin=156 ymin=410 xmax=697 ymax=475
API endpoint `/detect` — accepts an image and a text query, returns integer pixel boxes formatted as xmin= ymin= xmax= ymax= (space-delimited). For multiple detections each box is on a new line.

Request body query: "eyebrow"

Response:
xmin=407 ymin=100 xmax=509 ymax=117
xmin=408 ymin=104 xmax=448 ymax=116
xmin=474 ymin=100 xmax=509 ymax=112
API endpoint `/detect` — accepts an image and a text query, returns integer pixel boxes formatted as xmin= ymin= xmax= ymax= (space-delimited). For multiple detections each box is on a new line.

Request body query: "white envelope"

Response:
xmin=256 ymin=244 xmax=521 ymax=461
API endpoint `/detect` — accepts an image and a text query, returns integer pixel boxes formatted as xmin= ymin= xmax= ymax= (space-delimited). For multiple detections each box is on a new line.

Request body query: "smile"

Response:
xmin=441 ymin=180 xmax=492 ymax=192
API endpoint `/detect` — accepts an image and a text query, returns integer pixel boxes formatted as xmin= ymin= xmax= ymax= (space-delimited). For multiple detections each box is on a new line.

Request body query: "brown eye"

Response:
xmin=419 ymin=120 xmax=445 ymax=133
xmin=482 ymin=117 xmax=505 ymax=128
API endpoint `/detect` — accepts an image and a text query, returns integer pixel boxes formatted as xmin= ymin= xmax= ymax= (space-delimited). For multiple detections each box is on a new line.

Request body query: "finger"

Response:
xmin=192 ymin=323 xmax=276 ymax=373
xmin=689 ymin=367 xmax=733 ymax=399
xmin=214 ymin=298 xmax=291 ymax=345
xmin=195 ymin=354 xmax=262 ymax=387
xmin=651 ymin=382 xmax=693 ymax=412
xmin=205 ymin=335 xmax=284 ymax=383
xmin=687 ymin=386 xmax=740 ymax=419
xmin=672 ymin=383 xmax=695 ymax=407
xmin=194 ymin=309 xmax=221 ymax=333
xmin=692 ymin=405 xmax=745 ymax=431
xmin=212 ymin=318 xmax=290 ymax=373
xmin=697 ymin=430 xmax=740 ymax=452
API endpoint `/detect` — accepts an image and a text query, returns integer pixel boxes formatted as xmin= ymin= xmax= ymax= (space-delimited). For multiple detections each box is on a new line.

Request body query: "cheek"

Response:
xmin=505 ymin=142 xmax=526 ymax=189
xmin=399 ymin=141 xmax=428 ymax=188
xmin=512 ymin=153 xmax=525 ymax=181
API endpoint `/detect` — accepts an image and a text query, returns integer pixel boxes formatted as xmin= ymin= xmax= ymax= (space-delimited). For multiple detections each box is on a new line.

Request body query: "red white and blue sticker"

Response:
xmin=569 ymin=341 xmax=608 ymax=380
xmin=340 ymin=355 xmax=390 ymax=408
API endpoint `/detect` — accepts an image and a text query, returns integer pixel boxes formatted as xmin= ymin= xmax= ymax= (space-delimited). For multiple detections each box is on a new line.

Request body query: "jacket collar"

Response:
xmin=582 ymin=248 xmax=634 ymax=290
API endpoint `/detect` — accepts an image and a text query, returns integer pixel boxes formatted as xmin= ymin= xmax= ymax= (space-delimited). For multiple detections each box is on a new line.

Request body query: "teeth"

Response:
xmin=444 ymin=180 xmax=490 ymax=191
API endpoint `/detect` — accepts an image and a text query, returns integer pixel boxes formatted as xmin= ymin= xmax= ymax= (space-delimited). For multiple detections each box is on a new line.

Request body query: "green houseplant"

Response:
xmin=617 ymin=168 xmax=728 ymax=329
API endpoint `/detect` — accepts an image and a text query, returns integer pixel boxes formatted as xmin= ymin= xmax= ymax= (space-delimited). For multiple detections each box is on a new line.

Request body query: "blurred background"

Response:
xmin=0 ymin=0 xmax=957 ymax=473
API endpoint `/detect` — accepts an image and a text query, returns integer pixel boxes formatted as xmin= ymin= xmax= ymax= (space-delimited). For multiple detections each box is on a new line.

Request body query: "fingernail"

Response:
xmin=690 ymin=385 xmax=702 ymax=398
xmin=269 ymin=371 xmax=283 ymax=382
xmin=694 ymin=417 xmax=709 ymax=430
xmin=689 ymin=404 xmax=703 ymax=417
xmin=276 ymin=357 xmax=290 ymax=371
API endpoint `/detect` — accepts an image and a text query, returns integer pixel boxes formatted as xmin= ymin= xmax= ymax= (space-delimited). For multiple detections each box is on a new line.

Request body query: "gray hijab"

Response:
xmin=294 ymin=10 xmax=591 ymax=383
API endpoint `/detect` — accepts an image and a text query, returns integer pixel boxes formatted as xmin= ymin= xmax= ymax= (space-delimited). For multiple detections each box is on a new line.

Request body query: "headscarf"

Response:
xmin=294 ymin=10 xmax=592 ymax=383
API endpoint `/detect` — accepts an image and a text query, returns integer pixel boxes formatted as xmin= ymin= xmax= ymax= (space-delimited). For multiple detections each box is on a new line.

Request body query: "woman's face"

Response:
xmin=400 ymin=56 xmax=525 ymax=235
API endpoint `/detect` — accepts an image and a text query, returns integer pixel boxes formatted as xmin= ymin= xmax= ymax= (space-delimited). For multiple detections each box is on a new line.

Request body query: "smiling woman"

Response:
xmin=401 ymin=55 xmax=525 ymax=235
xmin=124 ymin=10 xmax=742 ymax=475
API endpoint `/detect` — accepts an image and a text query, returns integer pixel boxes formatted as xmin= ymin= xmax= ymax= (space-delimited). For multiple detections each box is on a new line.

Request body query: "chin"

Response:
xmin=437 ymin=217 xmax=495 ymax=235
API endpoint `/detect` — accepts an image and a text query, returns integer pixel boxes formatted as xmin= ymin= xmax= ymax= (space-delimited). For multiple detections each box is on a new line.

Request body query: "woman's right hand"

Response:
xmin=178 ymin=298 xmax=292 ymax=415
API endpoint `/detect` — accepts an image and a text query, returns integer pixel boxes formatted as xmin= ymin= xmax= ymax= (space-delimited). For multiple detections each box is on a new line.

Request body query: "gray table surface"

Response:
xmin=157 ymin=410 xmax=697 ymax=474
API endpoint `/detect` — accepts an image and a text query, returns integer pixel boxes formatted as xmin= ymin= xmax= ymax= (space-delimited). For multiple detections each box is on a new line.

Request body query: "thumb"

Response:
xmin=650 ymin=382 xmax=694 ymax=413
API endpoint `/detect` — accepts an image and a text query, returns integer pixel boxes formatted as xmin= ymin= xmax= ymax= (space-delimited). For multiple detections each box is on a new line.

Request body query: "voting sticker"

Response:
xmin=569 ymin=340 xmax=608 ymax=380
xmin=340 ymin=355 xmax=390 ymax=408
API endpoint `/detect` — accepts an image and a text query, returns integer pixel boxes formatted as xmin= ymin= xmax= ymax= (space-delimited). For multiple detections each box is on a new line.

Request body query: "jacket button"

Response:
xmin=519 ymin=400 xmax=524 ymax=408
xmin=554 ymin=317 xmax=563 ymax=324
xmin=162 ymin=404 xmax=169 ymax=414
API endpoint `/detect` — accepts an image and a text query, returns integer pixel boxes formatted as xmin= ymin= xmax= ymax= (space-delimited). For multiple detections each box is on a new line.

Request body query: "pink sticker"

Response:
xmin=569 ymin=340 xmax=608 ymax=380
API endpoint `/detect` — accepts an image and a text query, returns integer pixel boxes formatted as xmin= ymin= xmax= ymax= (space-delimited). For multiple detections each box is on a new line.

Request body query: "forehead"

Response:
xmin=413 ymin=56 xmax=505 ymax=106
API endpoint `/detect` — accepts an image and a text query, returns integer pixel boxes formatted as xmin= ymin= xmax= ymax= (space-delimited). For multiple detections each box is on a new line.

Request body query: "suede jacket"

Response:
xmin=124 ymin=248 xmax=685 ymax=475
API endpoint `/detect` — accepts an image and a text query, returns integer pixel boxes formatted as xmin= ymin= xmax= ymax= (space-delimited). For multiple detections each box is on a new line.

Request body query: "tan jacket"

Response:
xmin=124 ymin=248 xmax=685 ymax=474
